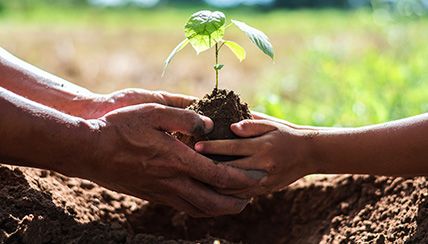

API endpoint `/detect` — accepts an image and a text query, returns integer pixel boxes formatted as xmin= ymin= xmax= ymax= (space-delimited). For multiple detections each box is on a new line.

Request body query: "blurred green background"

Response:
xmin=0 ymin=0 xmax=427 ymax=127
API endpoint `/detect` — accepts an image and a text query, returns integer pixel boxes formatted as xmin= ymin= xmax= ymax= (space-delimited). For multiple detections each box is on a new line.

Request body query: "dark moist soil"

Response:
xmin=176 ymin=88 xmax=251 ymax=161
xmin=2 ymin=164 xmax=428 ymax=243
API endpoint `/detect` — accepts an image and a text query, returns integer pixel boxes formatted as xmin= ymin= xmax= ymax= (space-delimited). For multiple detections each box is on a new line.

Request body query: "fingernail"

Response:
xmin=259 ymin=176 xmax=269 ymax=185
xmin=238 ymin=199 xmax=250 ymax=211
xmin=194 ymin=142 xmax=204 ymax=152
xmin=245 ymin=170 xmax=267 ymax=180
xmin=200 ymin=115 xmax=213 ymax=133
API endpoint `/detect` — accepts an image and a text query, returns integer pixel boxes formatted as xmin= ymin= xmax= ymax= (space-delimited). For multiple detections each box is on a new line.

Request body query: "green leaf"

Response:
xmin=224 ymin=40 xmax=246 ymax=62
xmin=162 ymin=39 xmax=189 ymax=77
xmin=184 ymin=10 xmax=226 ymax=54
xmin=231 ymin=19 xmax=274 ymax=59
xmin=214 ymin=64 xmax=224 ymax=70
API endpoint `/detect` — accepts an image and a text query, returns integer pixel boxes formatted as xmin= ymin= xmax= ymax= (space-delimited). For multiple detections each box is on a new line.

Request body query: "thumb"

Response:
xmin=231 ymin=119 xmax=277 ymax=138
xmin=150 ymin=105 xmax=213 ymax=136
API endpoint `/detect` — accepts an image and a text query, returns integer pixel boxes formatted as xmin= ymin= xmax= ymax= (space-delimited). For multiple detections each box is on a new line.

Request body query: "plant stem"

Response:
xmin=215 ymin=43 xmax=219 ymax=90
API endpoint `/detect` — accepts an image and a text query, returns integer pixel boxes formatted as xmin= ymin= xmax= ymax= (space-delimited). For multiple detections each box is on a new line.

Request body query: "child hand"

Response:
xmin=195 ymin=119 xmax=318 ymax=198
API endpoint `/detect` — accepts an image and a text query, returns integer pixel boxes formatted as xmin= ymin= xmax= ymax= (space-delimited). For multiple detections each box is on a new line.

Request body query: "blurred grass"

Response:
xmin=254 ymin=14 xmax=428 ymax=126
xmin=0 ymin=5 xmax=427 ymax=127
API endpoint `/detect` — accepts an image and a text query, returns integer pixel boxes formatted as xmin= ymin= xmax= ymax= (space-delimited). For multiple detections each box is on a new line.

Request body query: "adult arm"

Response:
xmin=0 ymin=48 xmax=195 ymax=119
xmin=0 ymin=87 xmax=257 ymax=216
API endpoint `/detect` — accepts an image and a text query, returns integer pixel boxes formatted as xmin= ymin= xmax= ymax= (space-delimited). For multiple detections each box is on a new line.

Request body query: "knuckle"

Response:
xmin=215 ymin=179 xmax=228 ymax=189
xmin=239 ymin=120 xmax=253 ymax=130
xmin=143 ymin=103 xmax=169 ymax=122
xmin=142 ymin=103 xmax=166 ymax=114
xmin=213 ymin=172 xmax=227 ymax=189
xmin=197 ymin=198 xmax=218 ymax=216
xmin=175 ymin=150 xmax=196 ymax=171
xmin=152 ymin=103 xmax=167 ymax=111
xmin=264 ymin=160 xmax=277 ymax=173
xmin=212 ymin=166 xmax=230 ymax=188
xmin=152 ymin=91 xmax=168 ymax=104
xmin=261 ymin=141 xmax=274 ymax=151
xmin=185 ymin=111 xmax=204 ymax=135
xmin=224 ymin=199 xmax=247 ymax=215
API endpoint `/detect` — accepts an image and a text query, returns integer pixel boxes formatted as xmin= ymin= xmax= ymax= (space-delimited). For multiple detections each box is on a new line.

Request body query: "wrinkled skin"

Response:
xmin=84 ymin=103 xmax=257 ymax=217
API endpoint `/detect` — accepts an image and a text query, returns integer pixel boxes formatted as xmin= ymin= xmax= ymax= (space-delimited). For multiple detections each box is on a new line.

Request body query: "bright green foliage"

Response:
xmin=224 ymin=41 xmax=246 ymax=62
xmin=164 ymin=10 xmax=274 ymax=88
xmin=184 ymin=10 xmax=226 ymax=54
xmin=162 ymin=39 xmax=189 ymax=76
xmin=231 ymin=20 xmax=274 ymax=59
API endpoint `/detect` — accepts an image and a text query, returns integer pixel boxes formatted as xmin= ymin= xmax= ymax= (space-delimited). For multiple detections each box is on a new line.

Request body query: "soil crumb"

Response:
xmin=176 ymin=88 xmax=251 ymax=161
xmin=2 ymin=164 xmax=428 ymax=243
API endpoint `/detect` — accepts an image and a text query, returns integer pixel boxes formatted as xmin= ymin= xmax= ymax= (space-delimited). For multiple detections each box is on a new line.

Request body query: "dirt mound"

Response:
xmin=1 ymin=164 xmax=428 ymax=243
xmin=188 ymin=88 xmax=252 ymax=141
xmin=176 ymin=88 xmax=251 ymax=162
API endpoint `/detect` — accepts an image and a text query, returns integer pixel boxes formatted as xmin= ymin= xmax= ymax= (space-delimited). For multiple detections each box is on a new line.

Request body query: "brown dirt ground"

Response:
xmin=1 ymin=164 xmax=428 ymax=244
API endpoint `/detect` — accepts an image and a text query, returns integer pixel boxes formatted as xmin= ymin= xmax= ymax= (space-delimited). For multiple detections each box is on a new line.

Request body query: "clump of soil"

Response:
xmin=2 ymin=164 xmax=428 ymax=243
xmin=176 ymin=88 xmax=251 ymax=161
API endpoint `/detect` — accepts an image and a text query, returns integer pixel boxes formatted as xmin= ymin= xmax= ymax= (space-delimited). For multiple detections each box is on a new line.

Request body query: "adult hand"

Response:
xmin=76 ymin=104 xmax=257 ymax=217
xmin=79 ymin=89 xmax=196 ymax=119
xmin=194 ymin=116 xmax=317 ymax=198
xmin=0 ymin=48 xmax=196 ymax=119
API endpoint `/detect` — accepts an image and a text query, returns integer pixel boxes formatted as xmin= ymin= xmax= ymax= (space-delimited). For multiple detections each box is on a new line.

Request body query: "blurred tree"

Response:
xmin=46 ymin=0 xmax=89 ymax=6
xmin=158 ymin=0 xmax=204 ymax=5
xmin=0 ymin=0 xmax=89 ymax=9
xmin=371 ymin=0 xmax=428 ymax=16
xmin=273 ymin=0 xmax=352 ymax=8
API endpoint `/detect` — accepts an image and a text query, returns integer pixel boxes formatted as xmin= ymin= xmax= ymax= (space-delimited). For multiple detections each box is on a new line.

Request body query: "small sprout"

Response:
xmin=164 ymin=10 xmax=275 ymax=89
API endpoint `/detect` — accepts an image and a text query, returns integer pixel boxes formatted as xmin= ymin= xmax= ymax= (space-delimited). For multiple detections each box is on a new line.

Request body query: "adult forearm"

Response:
xmin=0 ymin=87 xmax=95 ymax=177
xmin=312 ymin=113 xmax=428 ymax=176
xmin=0 ymin=48 xmax=97 ymax=117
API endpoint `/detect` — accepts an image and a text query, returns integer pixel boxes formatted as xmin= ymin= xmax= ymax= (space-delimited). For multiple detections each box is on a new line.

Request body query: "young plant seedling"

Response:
xmin=163 ymin=10 xmax=274 ymax=89
xmin=166 ymin=10 xmax=275 ymax=162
